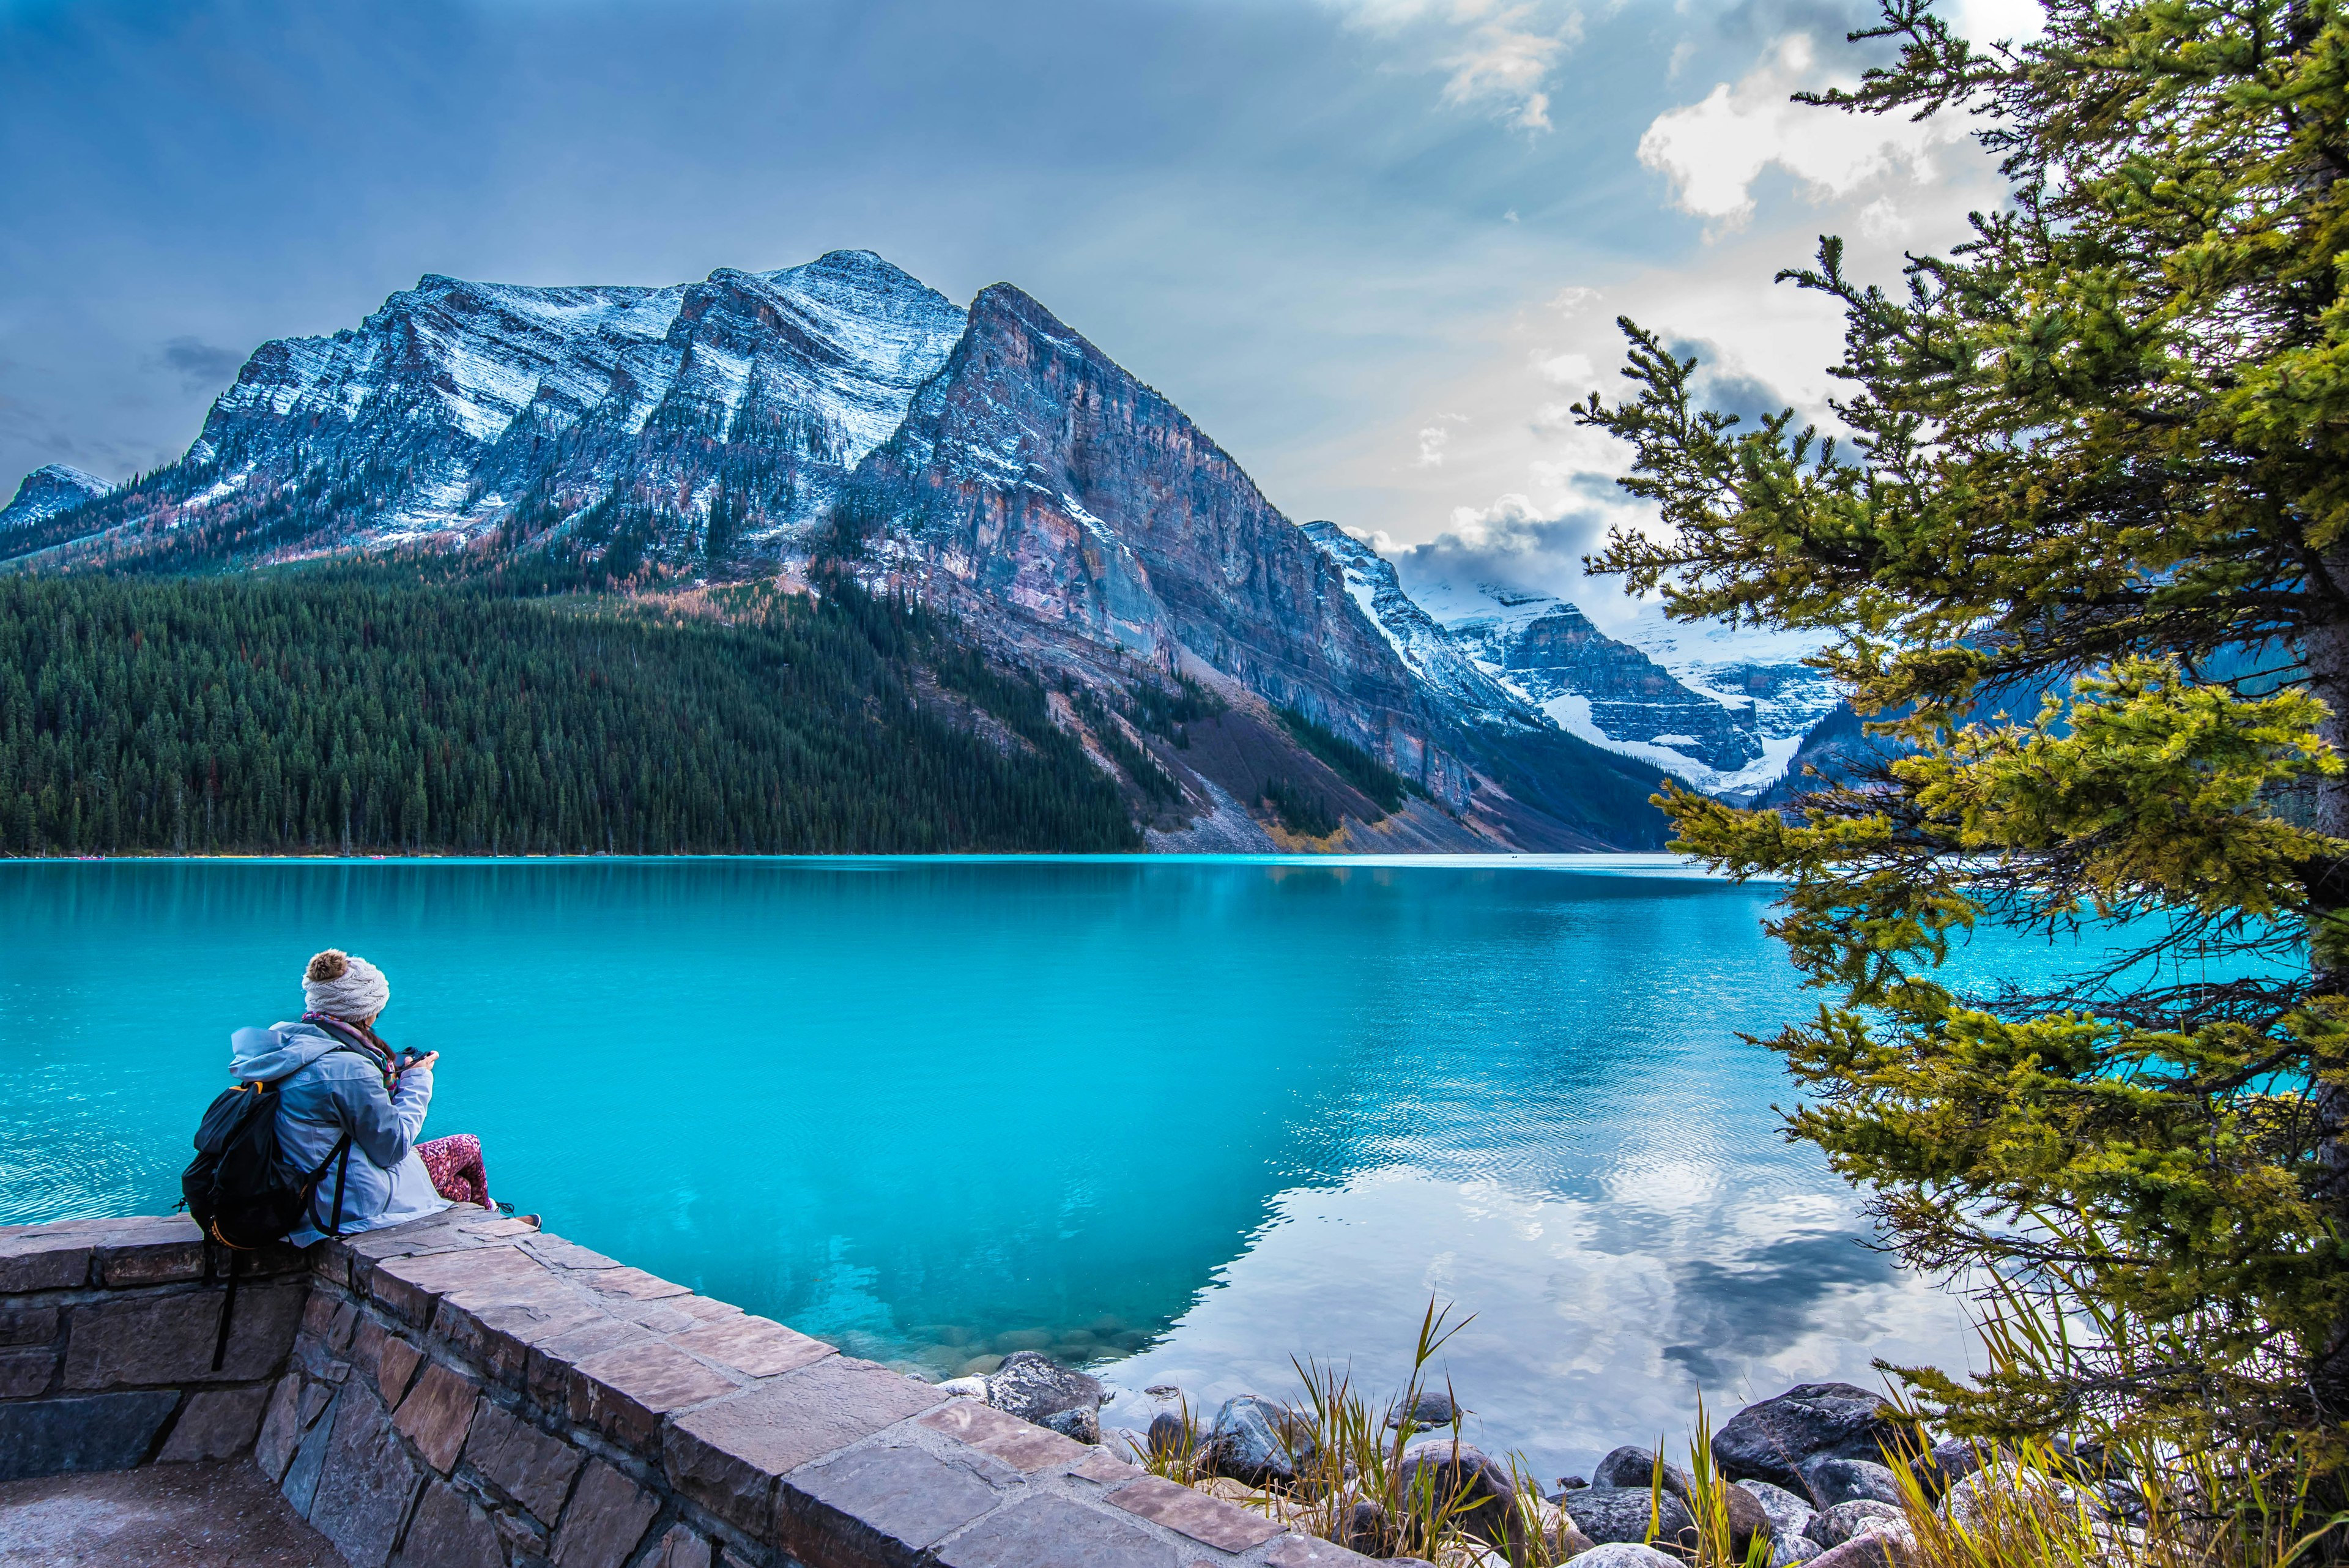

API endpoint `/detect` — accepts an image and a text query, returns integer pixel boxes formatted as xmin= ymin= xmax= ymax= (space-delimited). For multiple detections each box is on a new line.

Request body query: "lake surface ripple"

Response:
xmin=0 ymin=855 xmax=1984 ymax=1477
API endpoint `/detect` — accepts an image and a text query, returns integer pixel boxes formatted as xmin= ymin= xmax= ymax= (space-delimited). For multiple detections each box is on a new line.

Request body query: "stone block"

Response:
xmin=522 ymin=1235 xmax=622 ymax=1271
xmin=255 ymin=1375 xmax=305 ymax=1481
xmin=303 ymin=1290 xmax=343 ymax=1337
xmin=935 ymin=1495 xmax=1181 ymax=1568
xmin=369 ymin=1243 xmax=551 ymax=1328
xmin=1106 ymin=1474 xmax=1285 ymax=1552
xmin=1264 ymin=1534 xmax=1383 ymax=1566
xmin=302 ymin=1380 xmax=335 ymax=1425
xmin=158 ymin=1383 xmax=274 ymax=1461
xmin=309 ymin=1383 xmax=425 ymax=1568
xmin=461 ymin=1216 xmax=543 ymax=1239
xmin=327 ymin=1299 xmax=361 ymax=1353
xmin=351 ymin=1313 xmax=387 ymax=1373
xmin=0 ymin=1232 xmax=91 ymax=1292
xmin=282 ymin=1386 xmax=341 ymax=1515
xmin=671 ymin=1315 xmax=834 ymax=1380
xmin=552 ymin=1457 xmax=659 ymax=1568
xmin=584 ymin=1265 xmax=692 ymax=1301
xmin=62 ymin=1281 xmax=305 ymax=1388
xmin=446 ymin=1285 xmax=616 ymax=1394
xmin=0 ymin=1389 xmax=180 ymax=1482
xmin=780 ymin=1443 xmax=1006 ymax=1567
xmin=392 ymin=1359 xmax=480 ymax=1473
xmin=917 ymin=1400 xmax=1087 ymax=1473
xmin=393 ymin=1479 xmax=507 ymax=1568
xmin=568 ymin=1339 xmax=738 ymax=1451
xmin=377 ymin=1333 xmax=426 ymax=1404
xmin=663 ymin=1359 xmax=944 ymax=1531
xmin=0 ymin=1305 xmax=58 ymax=1348
xmin=0 ymin=1345 xmax=57 ymax=1397
xmin=672 ymin=1295 xmax=746 ymax=1325
xmin=465 ymin=1399 xmax=584 ymax=1526
xmin=336 ymin=1207 xmax=495 ymax=1265
xmin=527 ymin=1316 xmax=653 ymax=1405
xmin=92 ymin=1216 xmax=206 ymax=1285
xmin=1071 ymin=1447 xmax=1143 ymax=1485
xmin=650 ymin=1523 xmax=714 ymax=1568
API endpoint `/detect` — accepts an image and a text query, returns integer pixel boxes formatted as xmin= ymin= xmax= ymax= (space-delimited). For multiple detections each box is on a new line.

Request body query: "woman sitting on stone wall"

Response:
xmin=226 ymin=949 xmax=497 ymax=1244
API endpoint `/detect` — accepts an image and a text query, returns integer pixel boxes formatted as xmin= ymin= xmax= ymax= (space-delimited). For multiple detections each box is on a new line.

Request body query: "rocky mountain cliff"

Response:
xmin=1 ymin=251 xmax=1805 ymax=850
xmin=0 ymin=464 xmax=111 ymax=533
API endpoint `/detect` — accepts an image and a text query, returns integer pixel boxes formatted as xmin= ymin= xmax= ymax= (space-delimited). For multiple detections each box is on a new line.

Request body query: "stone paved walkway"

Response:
xmin=0 ymin=1460 xmax=346 ymax=1567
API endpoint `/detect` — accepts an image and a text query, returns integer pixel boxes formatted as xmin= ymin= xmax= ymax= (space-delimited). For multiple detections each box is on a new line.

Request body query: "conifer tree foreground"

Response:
xmin=1577 ymin=0 xmax=2349 ymax=1460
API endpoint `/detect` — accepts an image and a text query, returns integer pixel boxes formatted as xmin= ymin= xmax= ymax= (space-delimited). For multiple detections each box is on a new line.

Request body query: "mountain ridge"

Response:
xmin=1 ymin=250 xmax=1820 ymax=850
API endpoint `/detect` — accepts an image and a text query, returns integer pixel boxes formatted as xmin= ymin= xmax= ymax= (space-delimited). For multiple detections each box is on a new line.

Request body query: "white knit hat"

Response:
xmin=302 ymin=949 xmax=390 ymax=1022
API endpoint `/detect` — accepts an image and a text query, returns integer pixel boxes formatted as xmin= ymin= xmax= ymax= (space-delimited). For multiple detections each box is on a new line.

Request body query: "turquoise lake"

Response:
xmin=0 ymin=855 xmax=2003 ymax=1479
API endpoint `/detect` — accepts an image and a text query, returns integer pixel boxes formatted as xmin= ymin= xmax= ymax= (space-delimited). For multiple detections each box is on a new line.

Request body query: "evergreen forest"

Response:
xmin=0 ymin=571 xmax=1141 ymax=856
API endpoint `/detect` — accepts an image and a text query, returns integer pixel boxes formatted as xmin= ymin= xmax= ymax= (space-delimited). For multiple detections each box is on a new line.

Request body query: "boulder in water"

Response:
xmin=1712 ymin=1384 xmax=1904 ymax=1493
xmin=984 ymin=1351 xmax=1105 ymax=1445
xmin=1386 ymin=1389 xmax=1461 ymax=1430
xmin=1742 ymin=1479 xmax=1824 ymax=1544
xmin=1396 ymin=1441 xmax=1520 ymax=1549
xmin=1594 ymin=1444 xmax=1694 ymax=1500
xmin=1805 ymin=1458 xmax=1904 ymax=1507
xmin=1572 ymin=1544 xmax=1686 ymax=1568
xmin=1204 ymin=1395 xmax=1314 ymax=1488
xmin=1562 ymin=1485 xmax=1696 ymax=1549
xmin=1813 ymin=1500 xmax=1906 ymax=1548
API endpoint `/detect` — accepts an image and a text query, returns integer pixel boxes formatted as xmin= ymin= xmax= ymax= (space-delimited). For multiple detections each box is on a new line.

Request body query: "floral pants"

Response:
xmin=416 ymin=1133 xmax=494 ymax=1212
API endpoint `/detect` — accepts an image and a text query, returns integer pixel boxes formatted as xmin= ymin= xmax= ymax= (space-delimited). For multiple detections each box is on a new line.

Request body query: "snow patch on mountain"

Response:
xmin=1397 ymin=575 xmax=1823 ymax=795
xmin=0 ymin=464 xmax=113 ymax=530
xmin=1299 ymin=522 xmax=1543 ymax=732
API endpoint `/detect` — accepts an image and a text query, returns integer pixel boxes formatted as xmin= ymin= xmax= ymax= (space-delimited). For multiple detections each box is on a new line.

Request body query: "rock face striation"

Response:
xmin=2 ymin=250 xmax=1810 ymax=845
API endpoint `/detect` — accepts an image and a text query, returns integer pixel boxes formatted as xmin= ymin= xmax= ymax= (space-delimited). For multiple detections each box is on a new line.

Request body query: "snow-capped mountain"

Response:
xmin=3 ymin=251 xmax=1775 ymax=845
xmin=189 ymin=250 xmax=965 ymax=546
xmin=1297 ymin=522 xmax=1543 ymax=734
xmin=0 ymin=464 xmax=111 ymax=537
xmin=1400 ymin=578 xmax=1833 ymax=798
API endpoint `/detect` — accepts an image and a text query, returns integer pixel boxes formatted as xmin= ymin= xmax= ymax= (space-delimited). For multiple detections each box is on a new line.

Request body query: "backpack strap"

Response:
xmin=319 ymin=1134 xmax=355 ymax=1239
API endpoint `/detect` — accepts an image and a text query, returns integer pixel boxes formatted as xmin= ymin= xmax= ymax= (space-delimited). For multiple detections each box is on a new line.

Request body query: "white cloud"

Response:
xmin=1322 ymin=0 xmax=1584 ymax=133
xmin=1533 ymin=350 xmax=1594 ymax=387
xmin=1415 ymin=413 xmax=1468 ymax=467
xmin=1637 ymin=33 xmax=1965 ymax=235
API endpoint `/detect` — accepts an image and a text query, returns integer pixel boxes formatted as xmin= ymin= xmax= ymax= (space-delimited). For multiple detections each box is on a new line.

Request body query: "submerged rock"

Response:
xmin=985 ymin=1351 xmax=1106 ymax=1445
xmin=1712 ymin=1383 xmax=1904 ymax=1494
xmin=1386 ymin=1389 xmax=1461 ymax=1430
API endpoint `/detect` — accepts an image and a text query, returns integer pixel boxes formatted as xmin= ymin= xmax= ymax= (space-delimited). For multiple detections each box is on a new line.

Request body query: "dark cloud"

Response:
xmin=155 ymin=338 xmax=246 ymax=390
xmin=1666 ymin=338 xmax=1801 ymax=430
xmin=1389 ymin=502 xmax=1615 ymax=604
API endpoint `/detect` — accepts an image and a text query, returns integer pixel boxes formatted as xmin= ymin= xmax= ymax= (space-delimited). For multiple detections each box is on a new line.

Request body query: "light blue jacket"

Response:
xmin=228 ymin=1020 xmax=450 ymax=1247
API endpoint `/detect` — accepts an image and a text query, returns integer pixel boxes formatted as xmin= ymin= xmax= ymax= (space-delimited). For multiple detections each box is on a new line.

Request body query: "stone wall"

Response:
xmin=1 ymin=1208 xmax=1377 ymax=1568
xmin=0 ymin=1213 xmax=310 ymax=1479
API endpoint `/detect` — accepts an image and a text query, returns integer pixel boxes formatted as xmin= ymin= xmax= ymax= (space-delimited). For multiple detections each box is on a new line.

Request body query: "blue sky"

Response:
xmin=0 ymin=0 xmax=2035 ymax=613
